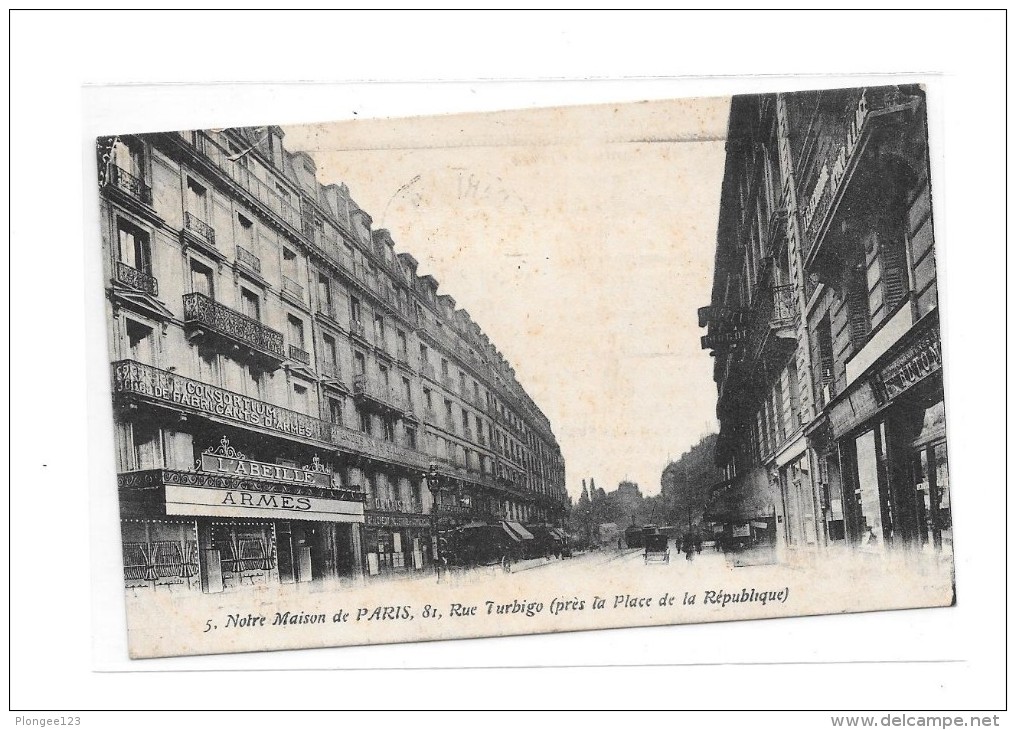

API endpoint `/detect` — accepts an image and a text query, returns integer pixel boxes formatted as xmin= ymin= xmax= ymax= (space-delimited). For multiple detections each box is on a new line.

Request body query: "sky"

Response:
xmin=282 ymin=96 xmax=730 ymax=499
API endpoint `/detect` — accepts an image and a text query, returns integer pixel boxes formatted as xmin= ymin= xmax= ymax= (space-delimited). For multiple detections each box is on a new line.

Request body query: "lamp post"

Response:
xmin=426 ymin=462 xmax=445 ymax=581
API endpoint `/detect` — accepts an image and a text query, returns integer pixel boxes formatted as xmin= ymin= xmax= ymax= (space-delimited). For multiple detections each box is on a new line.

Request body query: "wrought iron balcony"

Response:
xmin=282 ymin=275 xmax=304 ymax=301
xmin=105 ymin=165 xmax=153 ymax=205
xmin=114 ymin=261 xmax=158 ymax=296
xmin=184 ymin=211 xmax=215 ymax=245
xmin=352 ymin=373 xmax=405 ymax=415
xmin=182 ymin=292 xmax=284 ymax=365
xmin=236 ymin=245 xmax=261 ymax=274
xmin=350 ymin=319 xmax=367 ymax=341
xmin=744 ymin=284 xmax=797 ymax=362
xmin=288 ymin=344 xmax=310 ymax=365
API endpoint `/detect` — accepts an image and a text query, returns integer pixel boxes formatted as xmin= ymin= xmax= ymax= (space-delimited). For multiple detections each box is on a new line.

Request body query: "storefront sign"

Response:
xmin=700 ymin=329 xmax=746 ymax=351
xmin=803 ymin=91 xmax=872 ymax=231
xmin=878 ymin=331 xmax=942 ymax=400
xmin=697 ymin=305 xmax=749 ymax=328
xmin=372 ymin=497 xmax=412 ymax=513
xmin=200 ymin=440 xmax=331 ymax=488
xmin=802 ymin=88 xmax=919 ymax=235
xmin=165 ymin=485 xmax=364 ymax=523
xmin=112 ymin=360 xmax=334 ymax=443
xmin=365 ymin=512 xmax=431 ymax=529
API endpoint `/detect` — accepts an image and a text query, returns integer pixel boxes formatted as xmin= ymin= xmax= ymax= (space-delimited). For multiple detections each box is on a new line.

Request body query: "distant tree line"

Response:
xmin=567 ymin=433 xmax=721 ymax=544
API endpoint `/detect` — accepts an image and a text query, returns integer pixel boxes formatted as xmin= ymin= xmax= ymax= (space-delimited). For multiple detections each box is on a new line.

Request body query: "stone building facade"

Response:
xmin=700 ymin=86 xmax=949 ymax=561
xmin=98 ymin=125 xmax=566 ymax=593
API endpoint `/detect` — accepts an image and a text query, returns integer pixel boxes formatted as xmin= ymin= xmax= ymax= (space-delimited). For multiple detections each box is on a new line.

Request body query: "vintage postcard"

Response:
xmin=95 ymin=84 xmax=953 ymax=659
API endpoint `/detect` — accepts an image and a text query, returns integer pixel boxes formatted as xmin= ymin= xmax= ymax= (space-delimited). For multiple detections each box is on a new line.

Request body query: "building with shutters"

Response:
xmin=700 ymin=86 xmax=950 ymax=561
xmin=98 ymin=125 xmax=567 ymax=594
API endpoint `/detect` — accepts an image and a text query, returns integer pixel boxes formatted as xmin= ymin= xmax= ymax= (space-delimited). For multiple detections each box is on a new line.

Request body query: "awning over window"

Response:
xmin=503 ymin=521 xmax=535 ymax=540
xmin=499 ymin=523 xmax=523 ymax=542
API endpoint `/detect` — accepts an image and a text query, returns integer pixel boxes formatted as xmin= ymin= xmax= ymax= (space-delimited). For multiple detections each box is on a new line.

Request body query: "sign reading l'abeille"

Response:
xmin=200 ymin=437 xmax=331 ymax=488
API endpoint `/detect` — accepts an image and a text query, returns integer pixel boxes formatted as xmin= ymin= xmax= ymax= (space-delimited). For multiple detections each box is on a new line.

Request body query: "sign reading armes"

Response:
xmin=165 ymin=485 xmax=364 ymax=522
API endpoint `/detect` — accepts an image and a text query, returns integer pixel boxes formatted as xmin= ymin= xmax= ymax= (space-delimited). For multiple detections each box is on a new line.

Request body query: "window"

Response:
xmin=246 ymin=364 xmax=264 ymax=399
xmin=328 ymin=397 xmax=343 ymax=426
xmin=459 ymin=371 xmax=466 ymax=393
xmin=845 ymin=256 xmax=871 ymax=350
xmin=186 ymin=177 xmax=208 ymax=219
xmin=322 ymin=334 xmax=337 ymax=376
xmin=318 ymin=274 xmax=332 ymax=314
xmin=419 ymin=343 xmax=429 ymax=364
xmin=237 ymin=213 xmax=255 ymax=249
xmin=240 ymin=288 xmax=260 ymax=320
xmin=132 ymin=421 xmax=163 ymax=470
xmin=816 ymin=314 xmax=835 ymax=406
xmin=397 ymin=330 xmax=408 ymax=358
xmin=287 ymin=315 xmax=305 ymax=349
xmin=444 ymin=399 xmax=453 ymax=426
xmin=441 ymin=359 xmax=449 ymax=377
xmin=423 ymin=388 xmax=433 ymax=409
xmin=189 ymin=259 xmax=214 ymax=298
xmin=462 ymin=408 xmax=470 ymax=432
xmin=112 ymin=137 xmax=145 ymax=179
xmin=126 ymin=318 xmax=154 ymax=364
xmin=198 ymin=346 xmax=219 ymax=383
xmin=473 ymin=382 xmax=480 ymax=403
xmin=354 ymin=351 xmax=366 ymax=375
xmin=116 ymin=218 xmax=151 ymax=273
xmin=358 ymin=408 xmax=371 ymax=434
xmin=349 ymin=296 xmax=362 ymax=324
xmin=292 ymin=383 xmax=309 ymax=412
xmin=374 ymin=314 xmax=385 ymax=344
xmin=402 ymin=376 xmax=412 ymax=403
xmin=282 ymin=247 xmax=298 ymax=280
xmin=382 ymin=418 xmax=395 ymax=443
xmin=405 ymin=426 xmax=418 ymax=451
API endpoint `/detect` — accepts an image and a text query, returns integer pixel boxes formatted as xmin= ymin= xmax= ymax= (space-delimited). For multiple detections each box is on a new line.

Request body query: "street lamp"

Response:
xmin=427 ymin=462 xmax=445 ymax=580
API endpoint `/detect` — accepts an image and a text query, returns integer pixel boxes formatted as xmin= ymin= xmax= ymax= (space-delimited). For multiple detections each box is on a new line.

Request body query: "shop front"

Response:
xmin=362 ymin=510 xmax=432 ymax=578
xmin=118 ymin=459 xmax=365 ymax=593
xmin=704 ymin=468 xmax=778 ymax=565
xmin=829 ymin=312 xmax=948 ymax=554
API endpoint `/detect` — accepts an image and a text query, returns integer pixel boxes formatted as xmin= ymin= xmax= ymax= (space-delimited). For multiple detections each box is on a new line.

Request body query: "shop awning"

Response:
xmin=503 ymin=521 xmax=535 ymax=540
xmin=500 ymin=523 xmax=523 ymax=542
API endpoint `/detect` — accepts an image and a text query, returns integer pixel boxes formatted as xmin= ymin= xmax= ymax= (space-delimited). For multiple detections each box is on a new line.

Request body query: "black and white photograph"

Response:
xmin=95 ymin=84 xmax=954 ymax=659
xmin=9 ymin=9 xmax=1007 ymax=719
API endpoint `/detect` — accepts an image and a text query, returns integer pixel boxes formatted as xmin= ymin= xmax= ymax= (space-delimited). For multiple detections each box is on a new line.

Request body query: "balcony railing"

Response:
xmin=114 ymin=261 xmax=158 ymax=296
xmin=236 ymin=245 xmax=261 ymax=274
xmin=350 ymin=319 xmax=367 ymax=340
xmin=744 ymin=284 xmax=797 ymax=362
xmin=184 ymin=211 xmax=215 ymax=244
xmin=182 ymin=292 xmax=284 ymax=361
xmin=112 ymin=359 xmax=428 ymax=469
xmin=106 ymin=165 xmax=153 ymax=205
xmin=184 ymin=132 xmax=302 ymax=233
xmin=352 ymin=373 xmax=405 ymax=413
xmin=282 ymin=275 xmax=304 ymax=301
xmin=288 ymin=344 xmax=310 ymax=365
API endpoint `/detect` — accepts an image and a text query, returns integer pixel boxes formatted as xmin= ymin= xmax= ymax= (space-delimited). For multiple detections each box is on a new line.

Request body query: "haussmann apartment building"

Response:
xmin=699 ymin=85 xmax=950 ymax=563
xmin=97 ymin=125 xmax=567 ymax=594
